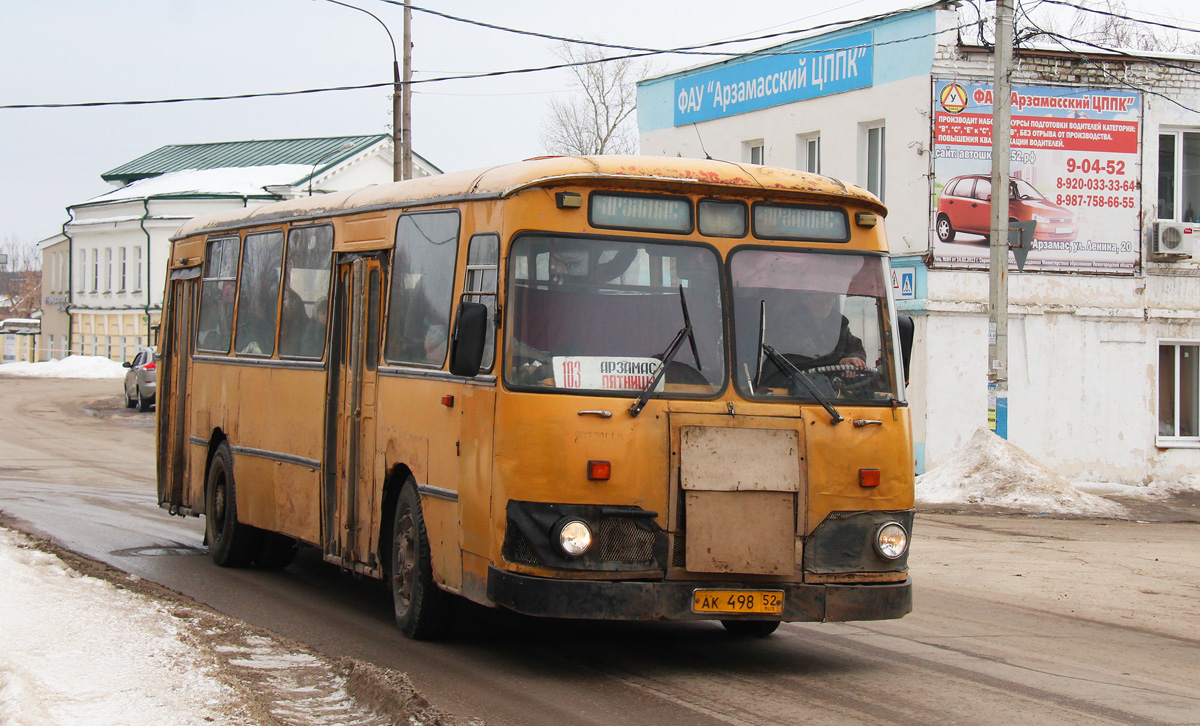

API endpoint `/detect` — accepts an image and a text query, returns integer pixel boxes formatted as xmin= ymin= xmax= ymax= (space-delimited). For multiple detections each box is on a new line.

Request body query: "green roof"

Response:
xmin=101 ymin=135 xmax=391 ymax=184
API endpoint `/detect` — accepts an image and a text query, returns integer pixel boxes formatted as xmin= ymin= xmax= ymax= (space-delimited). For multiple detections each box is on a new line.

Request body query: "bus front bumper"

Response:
xmin=486 ymin=567 xmax=911 ymax=622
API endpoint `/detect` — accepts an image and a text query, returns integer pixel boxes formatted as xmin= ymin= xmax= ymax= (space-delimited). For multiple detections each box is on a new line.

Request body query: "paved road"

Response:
xmin=2 ymin=375 xmax=1198 ymax=726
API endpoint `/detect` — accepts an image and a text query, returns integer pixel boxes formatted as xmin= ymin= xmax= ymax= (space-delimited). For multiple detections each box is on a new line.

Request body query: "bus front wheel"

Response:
xmin=205 ymin=443 xmax=261 ymax=567
xmin=391 ymin=481 xmax=454 ymax=640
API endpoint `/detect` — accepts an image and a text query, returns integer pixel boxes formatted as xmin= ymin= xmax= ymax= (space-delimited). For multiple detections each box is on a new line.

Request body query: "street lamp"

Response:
xmin=307 ymin=141 xmax=356 ymax=196
xmin=320 ymin=0 xmax=408 ymax=182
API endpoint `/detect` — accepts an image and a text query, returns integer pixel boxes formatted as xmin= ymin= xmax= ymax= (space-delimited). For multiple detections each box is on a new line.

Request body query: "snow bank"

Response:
xmin=917 ymin=428 xmax=1124 ymax=516
xmin=0 ymin=527 xmax=239 ymax=725
xmin=0 ymin=355 xmax=126 ymax=379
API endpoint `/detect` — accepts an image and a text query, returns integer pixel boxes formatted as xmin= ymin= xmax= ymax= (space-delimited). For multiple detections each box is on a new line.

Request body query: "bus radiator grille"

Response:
xmin=597 ymin=517 xmax=656 ymax=563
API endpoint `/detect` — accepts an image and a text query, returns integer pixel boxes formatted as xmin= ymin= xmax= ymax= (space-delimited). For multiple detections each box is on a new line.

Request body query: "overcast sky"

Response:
xmin=2 ymin=0 xmax=1197 ymax=245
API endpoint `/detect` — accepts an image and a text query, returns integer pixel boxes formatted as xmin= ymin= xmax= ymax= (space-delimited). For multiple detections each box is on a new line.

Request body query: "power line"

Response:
xmin=1037 ymin=0 xmax=1200 ymax=36
xmin=377 ymin=0 xmax=925 ymax=57
xmin=1 ymin=19 xmax=969 ymax=111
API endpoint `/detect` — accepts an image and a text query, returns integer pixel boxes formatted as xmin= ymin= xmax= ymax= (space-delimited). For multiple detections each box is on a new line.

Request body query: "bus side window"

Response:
xmin=465 ymin=233 xmax=499 ymax=371
xmin=384 ymin=211 xmax=461 ymax=367
xmin=196 ymin=236 xmax=240 ymax=353
xmin=279 ymin=225 xmax=334 ymax=359
xmin=234 ymin=230 xmax=285 ymax=357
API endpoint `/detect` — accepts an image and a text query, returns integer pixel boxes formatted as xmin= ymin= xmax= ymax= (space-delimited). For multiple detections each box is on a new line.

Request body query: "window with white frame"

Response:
xmin=1159 ymin=340 xmax=1199 ymax=442
xmin=104 ymin=248 xmax=113 ymax=292
xmin=862 ymin=123 xmax=886 ymax=201
xmin=745 ymin=140 xmax=765 ymax=165
xmin=77 ymin=254 xmax=85 ymax=293
xmin=118 ymin=247 xmax=127 ymax=292
xmin=134 ymin=246 xmax=143 ymax=292
xmin=90 ymin=249 xmax=98 ymax=292
xmin=1157 ymin=130 xmax=1200 ymax=221
xmin=798 ymin=132 xmax=821 ymax=174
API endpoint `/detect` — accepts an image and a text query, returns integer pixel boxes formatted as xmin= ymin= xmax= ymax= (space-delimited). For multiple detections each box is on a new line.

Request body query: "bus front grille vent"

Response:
xmin=505 ymin=528 xmax=544 ymax=567
xmin=671 ymin=534 xmax=687 ymax=568
xmin=597 ymin=517 xmax=655 ymax=563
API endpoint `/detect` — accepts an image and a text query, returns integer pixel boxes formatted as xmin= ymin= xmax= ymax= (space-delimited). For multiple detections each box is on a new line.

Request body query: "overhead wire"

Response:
xmin=1 ymin=15 xmax=971 ymax=110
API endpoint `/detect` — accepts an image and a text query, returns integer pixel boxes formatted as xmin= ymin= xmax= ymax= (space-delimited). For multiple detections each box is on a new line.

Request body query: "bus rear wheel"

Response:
xmin=721 ymin=620 xmax=781 ymax=637
xmin=205 ymin=443 xmax=261 ymax=567
xmin=391 ymin=481 xmax=454 ymax=640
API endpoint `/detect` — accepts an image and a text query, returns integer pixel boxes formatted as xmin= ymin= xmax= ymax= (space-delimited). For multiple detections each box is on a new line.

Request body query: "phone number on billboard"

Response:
xmin=1057 ymin=177 xmax=1137 ymax=192
xmin=1056 ymin=194 xmax=1136 ymax=208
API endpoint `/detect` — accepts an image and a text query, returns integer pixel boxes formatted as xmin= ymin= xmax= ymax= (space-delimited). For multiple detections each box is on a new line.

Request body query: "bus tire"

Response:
xmin=391 ymin=481 xmax=454 ymax=640
xmin=205 ymin=443 xmax=261 ymax=568
xmin=720 ymin=620 xmax=780 ymax=637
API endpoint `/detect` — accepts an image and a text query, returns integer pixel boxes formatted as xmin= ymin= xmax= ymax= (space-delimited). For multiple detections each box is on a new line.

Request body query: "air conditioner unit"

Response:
xmin=1152 ymin=222 xmax=1197 ymax=260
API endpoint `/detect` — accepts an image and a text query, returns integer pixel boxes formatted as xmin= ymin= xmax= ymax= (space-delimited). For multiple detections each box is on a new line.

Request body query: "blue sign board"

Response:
xmin=673 ymin=32 xmax=874 ymax=125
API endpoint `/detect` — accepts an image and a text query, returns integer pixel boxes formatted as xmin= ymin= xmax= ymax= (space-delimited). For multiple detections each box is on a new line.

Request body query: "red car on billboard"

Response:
xmin=936 ymin=174 xmax=1078 ymax=243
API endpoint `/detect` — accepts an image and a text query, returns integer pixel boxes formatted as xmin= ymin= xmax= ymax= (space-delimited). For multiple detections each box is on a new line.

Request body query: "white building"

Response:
xmin=54 ymin=135 xmax=439 ymax=363
xmin=637 ymin=1 xmax=1200 ymax=484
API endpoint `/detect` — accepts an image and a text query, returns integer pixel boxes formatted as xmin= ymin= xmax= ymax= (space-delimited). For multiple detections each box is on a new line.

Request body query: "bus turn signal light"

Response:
xmin=859 ymin=468 xmax=881 ymax=487
xmin=587 ymin=460 xmax=611 ymax=481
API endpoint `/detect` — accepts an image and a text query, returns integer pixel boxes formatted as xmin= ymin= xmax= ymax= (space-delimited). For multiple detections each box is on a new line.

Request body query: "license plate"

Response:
xmin=691 ymin=589 xmax=784 ymax=615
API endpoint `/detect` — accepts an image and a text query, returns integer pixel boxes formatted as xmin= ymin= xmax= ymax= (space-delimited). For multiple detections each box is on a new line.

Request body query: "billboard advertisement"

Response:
xmin=932 ymin=78 xmax=1141 ymax=273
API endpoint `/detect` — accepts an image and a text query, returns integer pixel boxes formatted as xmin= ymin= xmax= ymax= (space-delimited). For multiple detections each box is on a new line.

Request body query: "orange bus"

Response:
xmin=157 ymin=156 xmax=914 ymax=639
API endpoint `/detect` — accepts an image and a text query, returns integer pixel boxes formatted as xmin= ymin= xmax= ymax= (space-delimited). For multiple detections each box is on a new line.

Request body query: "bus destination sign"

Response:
xmin=590 ymin=193 xmax=692 ymax=234
xmin=753 ymin=203 xmax=848 ymax=242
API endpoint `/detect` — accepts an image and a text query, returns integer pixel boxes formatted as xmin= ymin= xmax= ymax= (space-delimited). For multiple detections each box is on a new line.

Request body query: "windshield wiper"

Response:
xmin=629 ymin=285 xmax=700 ymax=418
xmin=760 ymin=343 xmax=844 ymax=425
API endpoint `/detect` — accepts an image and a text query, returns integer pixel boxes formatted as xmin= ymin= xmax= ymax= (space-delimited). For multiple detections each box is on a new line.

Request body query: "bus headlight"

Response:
xmin=874 ymin=522 xmax=909 ymax=560
xmin=556 ymin=519 xmax=593 ymax=557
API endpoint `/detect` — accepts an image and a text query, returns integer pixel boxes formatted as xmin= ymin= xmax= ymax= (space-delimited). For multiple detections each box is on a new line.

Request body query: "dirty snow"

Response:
xmin=916 ymin=428 xmax=1126 ymax=516
xmin=0 ymin=355 xmax=126 ymax=379
xmin=0 ymin=527 xmax=241 ymax=726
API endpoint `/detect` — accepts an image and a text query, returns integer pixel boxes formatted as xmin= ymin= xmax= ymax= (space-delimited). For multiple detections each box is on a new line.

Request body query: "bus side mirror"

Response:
xmin=449 ymin=301 xmax=488 ymax=377
xmin=897 ymin=313 xmax=914 ymax=386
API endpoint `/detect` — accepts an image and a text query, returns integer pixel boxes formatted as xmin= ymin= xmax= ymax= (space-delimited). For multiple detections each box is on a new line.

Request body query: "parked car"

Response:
xmin=123 ymin=346 xmax=156 ymax=412
xmin=936 ymin=174 xmax=1078 ymax=244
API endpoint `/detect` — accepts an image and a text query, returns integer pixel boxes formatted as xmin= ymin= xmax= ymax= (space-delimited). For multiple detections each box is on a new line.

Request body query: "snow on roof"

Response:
xmin=0 ymin=355 xmax=126 ymax=379
xmin=917 ymin=427 xmax=1124 ymax=517
xmin=82 ymin=164 xmax=315 ymax=205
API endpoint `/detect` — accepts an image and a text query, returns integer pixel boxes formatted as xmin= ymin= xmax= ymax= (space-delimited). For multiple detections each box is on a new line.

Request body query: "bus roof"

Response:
xmin=172 ymin=155 xmax=886 ymax=239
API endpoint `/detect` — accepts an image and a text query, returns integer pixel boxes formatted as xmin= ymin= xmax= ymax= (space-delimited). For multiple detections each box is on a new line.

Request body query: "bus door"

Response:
xmin=158 ymin=268 xmax=199 ymax=513
xmin=324 ymin=253 xmax=386 ymax=565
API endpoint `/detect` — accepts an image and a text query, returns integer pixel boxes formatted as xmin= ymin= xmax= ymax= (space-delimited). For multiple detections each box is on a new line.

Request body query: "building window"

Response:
xmin=863 ymin=123 xmax=886 ymax=201
xmin=1158 ymin=130 xmax=1200 ymax=221
xmin=745 ymin=140 xmax=765 ymax=165
xmin=798 ymin=133 xmax=821 ymax=174
xmin=104 ymin=248 xmax=113 ymax=292
xmin=1159 ymin=341 xmax=1199 ymax=443
xmin=134 ymin=246 xmax=143 ymax=292
xmin=118 ymin=248 xmax=127 ymax=292
xmin=91 ymin=249 xmax=99 ymax=292
xmin=77 ymin=254 xmax=85 ymax=293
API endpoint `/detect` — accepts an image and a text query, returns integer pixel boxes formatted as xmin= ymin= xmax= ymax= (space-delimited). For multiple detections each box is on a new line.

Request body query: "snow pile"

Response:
xmin=0 ymin=527 xmax=239 ymax=725
xmin=917 ymin=428 xmax=1124 ymax=516
xmin=0 ymin=355 xmax=126 ymax=379
xmin=1114 ymin=474 xmax=1200 ymax=499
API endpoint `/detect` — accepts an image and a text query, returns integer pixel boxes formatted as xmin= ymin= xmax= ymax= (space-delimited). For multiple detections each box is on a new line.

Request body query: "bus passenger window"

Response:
xmin=384 ymin=211 xmax=461 ymax=367
xmin=196 ymin=236 xmax=239 ymax=353
xmin=465 ymin=233 xmax=499 ymax=371
xmin=234 ymin=231 xmax=285 ymax=356
xmin=279 ymin=226 xmax=334 ymax=359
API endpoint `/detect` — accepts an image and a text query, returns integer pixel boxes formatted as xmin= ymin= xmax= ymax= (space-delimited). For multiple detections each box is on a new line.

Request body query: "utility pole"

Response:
xmin=400 ymin=2 xmax=413 ymax=181
xmin=988 ymin=0 xmax=1014 ymax=439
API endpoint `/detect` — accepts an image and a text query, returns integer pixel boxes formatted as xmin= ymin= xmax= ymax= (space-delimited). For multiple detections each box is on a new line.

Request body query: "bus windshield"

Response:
xmin=506 ymin=235 xmax=725 ymax=395
xmin=730 ymin=249 xmax=898 ymax=403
